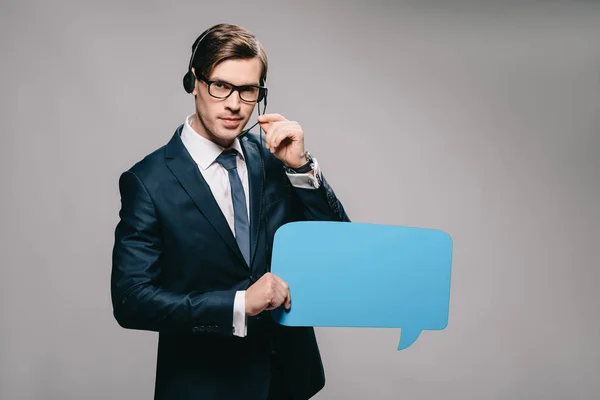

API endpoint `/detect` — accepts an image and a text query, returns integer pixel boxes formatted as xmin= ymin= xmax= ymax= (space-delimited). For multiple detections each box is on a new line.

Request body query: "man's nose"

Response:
xmin=224 ymin=90 xmax=242 ymax=110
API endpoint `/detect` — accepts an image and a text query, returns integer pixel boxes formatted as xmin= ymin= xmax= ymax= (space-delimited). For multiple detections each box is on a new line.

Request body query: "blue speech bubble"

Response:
xmin=270 ymin=221 xmax=453 ymax=350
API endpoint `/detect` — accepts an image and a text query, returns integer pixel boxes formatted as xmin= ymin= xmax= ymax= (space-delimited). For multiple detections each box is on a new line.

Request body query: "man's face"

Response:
xmin=191 ymin=57 xmax=262 ymax=147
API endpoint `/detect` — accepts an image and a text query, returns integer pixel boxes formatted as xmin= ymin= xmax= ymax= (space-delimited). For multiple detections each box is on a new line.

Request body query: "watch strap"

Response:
xmin=284 ymin=151 xmax=314 ymax=174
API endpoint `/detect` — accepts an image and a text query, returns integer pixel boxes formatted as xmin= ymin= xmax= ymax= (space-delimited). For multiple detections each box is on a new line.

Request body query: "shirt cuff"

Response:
xmin=285 ymin=156 xmax=322 ymax=189
xmin=233 ymin=290 xmax=247 ymax=337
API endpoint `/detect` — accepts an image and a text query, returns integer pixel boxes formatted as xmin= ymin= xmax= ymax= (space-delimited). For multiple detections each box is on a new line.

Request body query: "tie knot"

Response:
xmin=216 ymin=149 xmax=238 ymax=171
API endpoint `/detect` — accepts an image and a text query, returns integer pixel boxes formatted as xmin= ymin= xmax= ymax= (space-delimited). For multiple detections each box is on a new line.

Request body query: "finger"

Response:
xmin=275 ymin=279 xmax=291 ymax=310
xmin=270 ymin=128 xmax=301 ymax=154
xmin=265 ymin=275 xmax=287 ymax=308
xmin=265 ymin=121 xmax=288 ymax=148
xmin=264 ymin=123 xmax=277 ymax=149
xmin=264 ymin=280 xmax=287 ymax=310
xmin=266 ymin=291 xmax=285 ymax=310
xmin=266 ymin=123 xmax=288 ymax=150
xmin=258 ymin=115 xmax=288 ymax=136
xmin=263 ymin=122 xmax=277 ymax=149
xmin=272 ymin=126 xmax=302 ymax=150
xmin=269 ymin=273 xmax=285 ymax=287
xmin=272 ymin=274 xmax=290 ymax=295
xmin=257 ymin=113 xmax=288 ymax=124
xmin=284 ymin=287 xmax=291 ymax=310
xmin=259 ymin=120 xmax=274 ymax=136
xmin=271 ymin=282 xmax=288 ymax=306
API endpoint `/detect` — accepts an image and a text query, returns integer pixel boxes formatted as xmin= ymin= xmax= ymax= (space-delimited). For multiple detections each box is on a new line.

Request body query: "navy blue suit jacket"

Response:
xmin=111 ymin=125 xmax=350 ymax=399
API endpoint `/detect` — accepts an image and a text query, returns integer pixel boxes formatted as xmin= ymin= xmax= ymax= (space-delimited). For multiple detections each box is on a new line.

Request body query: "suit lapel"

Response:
xmin=240 ymin=136 xmax=264 ymax=268
xmin=164 ymin=126 xmax=247 ymax=267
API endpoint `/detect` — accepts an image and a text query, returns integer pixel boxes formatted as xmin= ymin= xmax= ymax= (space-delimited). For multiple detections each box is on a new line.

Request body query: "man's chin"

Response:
xmin=210 ymin=128 xmax=244 ymax=146
xmin=220 ymin=122 xmax=248 ymax=137
xmin=219 ymin=128 xmax=244 ymax=139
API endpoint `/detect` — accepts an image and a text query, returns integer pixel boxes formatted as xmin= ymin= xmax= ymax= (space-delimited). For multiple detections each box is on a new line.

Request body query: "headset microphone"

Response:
xmin=238 ymin=119 xmax=259 ymax=138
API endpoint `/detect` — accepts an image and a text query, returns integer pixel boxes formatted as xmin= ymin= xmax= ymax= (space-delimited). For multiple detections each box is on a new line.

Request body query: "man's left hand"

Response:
xmin=257 ymin=113 xmax=306 ymax=169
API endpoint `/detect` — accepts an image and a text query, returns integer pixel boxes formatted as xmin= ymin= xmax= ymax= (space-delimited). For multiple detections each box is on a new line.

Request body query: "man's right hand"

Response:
xmin=245 ymin=273 xmax=291 ymax=317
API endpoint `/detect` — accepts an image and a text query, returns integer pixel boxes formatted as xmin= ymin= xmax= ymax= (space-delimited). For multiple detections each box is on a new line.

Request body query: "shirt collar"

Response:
xmin=180 ymin=114 xmax=245 ymax=170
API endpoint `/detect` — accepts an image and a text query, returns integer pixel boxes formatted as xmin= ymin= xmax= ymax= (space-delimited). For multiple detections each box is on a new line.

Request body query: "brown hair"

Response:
xmin=190 ymin=23 xmax=268 ymax=85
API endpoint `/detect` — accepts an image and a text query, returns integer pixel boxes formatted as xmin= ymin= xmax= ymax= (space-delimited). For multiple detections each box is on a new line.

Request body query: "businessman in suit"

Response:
xmin=110 ymin=23 xmax=349 ymax=399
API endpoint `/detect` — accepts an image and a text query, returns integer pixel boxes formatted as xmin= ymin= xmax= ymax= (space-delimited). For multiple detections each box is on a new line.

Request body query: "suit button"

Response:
xmin=192 ymin=326 xmax=200 ymax=333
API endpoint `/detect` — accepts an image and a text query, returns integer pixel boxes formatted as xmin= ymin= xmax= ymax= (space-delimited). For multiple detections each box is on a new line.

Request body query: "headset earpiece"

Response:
xmin=258 ymin=87 xmax=268 ymax=107
xmin=183 ymin=70 xmax=195 ymax=93
xmin=183 ymin=27 xmax=214 ymax=94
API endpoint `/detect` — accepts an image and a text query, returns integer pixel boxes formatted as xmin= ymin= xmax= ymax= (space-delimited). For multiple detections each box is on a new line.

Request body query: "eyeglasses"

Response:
xmin=195 ymin=73 xmax=267 ymax=103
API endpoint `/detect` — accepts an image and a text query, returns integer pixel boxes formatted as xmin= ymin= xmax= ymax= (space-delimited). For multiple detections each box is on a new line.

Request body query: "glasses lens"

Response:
xmin=208 ymin=82 xmax=232 ymax=98
xmin=238 ymin=87 xmax=260 ymax=102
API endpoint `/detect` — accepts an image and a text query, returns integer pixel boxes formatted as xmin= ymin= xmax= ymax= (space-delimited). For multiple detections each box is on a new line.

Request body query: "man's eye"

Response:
xmin=241 ymin=87 xmax=258 ymax=93
xmin=214 ymin=82 xmax=231 ymax=89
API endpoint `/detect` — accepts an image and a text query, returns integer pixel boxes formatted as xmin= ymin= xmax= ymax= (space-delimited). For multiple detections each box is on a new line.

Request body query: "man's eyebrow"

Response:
xmin=210 ymin=77 xmax=260 ymax=86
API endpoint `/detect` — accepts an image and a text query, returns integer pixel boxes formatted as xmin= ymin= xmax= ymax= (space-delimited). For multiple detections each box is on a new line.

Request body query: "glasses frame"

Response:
xmin=195 ymin=73 xmax=267 ymax=103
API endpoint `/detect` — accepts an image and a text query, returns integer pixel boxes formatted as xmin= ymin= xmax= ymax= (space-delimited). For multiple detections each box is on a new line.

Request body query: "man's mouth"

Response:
xmin=219 ymin=116 xmax=243 ymax=128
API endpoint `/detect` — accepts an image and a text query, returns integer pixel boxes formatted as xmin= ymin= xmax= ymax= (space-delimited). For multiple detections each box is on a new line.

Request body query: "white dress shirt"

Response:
xmin=180 ymin=114 xmax=321 ymax=337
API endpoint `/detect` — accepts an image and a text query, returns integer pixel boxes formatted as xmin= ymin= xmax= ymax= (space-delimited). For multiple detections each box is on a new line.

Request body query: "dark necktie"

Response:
xmin=216 ymin=149 xmax=250 ymax=266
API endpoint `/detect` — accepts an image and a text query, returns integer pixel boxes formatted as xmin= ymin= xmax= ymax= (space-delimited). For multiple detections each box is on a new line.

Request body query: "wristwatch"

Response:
xmin=284 ymin=151 xmax=314 ymax=174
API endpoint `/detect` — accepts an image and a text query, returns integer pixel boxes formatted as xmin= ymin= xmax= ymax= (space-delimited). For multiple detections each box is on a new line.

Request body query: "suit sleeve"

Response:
xmin=111 ymin=170 xmax=236 ymax=336
xmin=290 ymin=158 xmax=351 ymax=223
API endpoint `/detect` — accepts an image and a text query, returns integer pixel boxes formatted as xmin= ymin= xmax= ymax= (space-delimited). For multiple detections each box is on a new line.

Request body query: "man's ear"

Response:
xmin=191 ymin=67 xmax=197 ymax=96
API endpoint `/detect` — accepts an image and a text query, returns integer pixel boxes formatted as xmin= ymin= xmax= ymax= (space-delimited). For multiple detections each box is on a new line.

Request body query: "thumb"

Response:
xmin=284 ymin=289 xmax=291 ymax=310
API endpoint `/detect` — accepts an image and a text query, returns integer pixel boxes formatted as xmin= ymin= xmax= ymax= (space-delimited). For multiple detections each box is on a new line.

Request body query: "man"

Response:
xmin=111 ymin=23 xmax=349 ymax=400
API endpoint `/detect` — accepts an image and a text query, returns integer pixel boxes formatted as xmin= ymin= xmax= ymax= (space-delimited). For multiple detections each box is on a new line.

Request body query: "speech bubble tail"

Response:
xmin=398 ymin=328 xmax=422 ymax=350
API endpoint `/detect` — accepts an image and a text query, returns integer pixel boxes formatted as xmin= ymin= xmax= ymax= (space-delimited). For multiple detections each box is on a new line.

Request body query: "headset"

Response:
xmin=183 ymin=28 xmax=273 ymax=276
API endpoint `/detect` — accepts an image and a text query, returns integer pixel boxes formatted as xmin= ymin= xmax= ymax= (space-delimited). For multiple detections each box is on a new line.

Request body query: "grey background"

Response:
xmin=1 ymin=0 xmax=599 ymax=398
